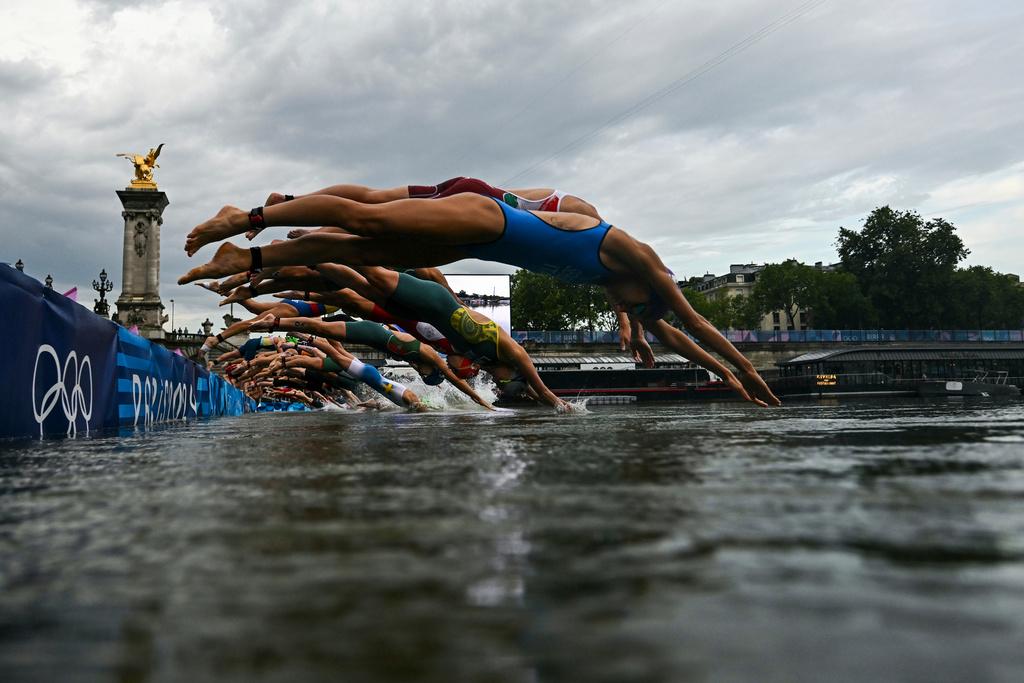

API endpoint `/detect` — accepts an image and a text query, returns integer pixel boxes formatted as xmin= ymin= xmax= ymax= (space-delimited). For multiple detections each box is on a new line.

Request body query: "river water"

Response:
xmin=2 ymin=398 xmax=1024 ymax=682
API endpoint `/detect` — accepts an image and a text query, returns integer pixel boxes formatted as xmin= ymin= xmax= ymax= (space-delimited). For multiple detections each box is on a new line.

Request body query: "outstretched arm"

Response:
xmin=622 ymin=243 xmax=780 ymax=406
xmin=419 ymin=345 xmax=494 ymax=410
xmin=647 ymin=319 xmax=763 ymax=406
xmin=628 ymin=316 xmax=655 ymax=368
xmin=616 ymin=309 xmax=632 ymax=352
xmin=504 ymin=344 xmax=568 ymax=411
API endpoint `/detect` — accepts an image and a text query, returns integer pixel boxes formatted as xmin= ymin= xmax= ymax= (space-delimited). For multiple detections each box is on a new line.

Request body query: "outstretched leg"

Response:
xmin=179 ymin=234 xmax=465 ymax=284
xmin=234 ymin=298 xmax=279 ymax=316
xmin=185 ymin=193 xmax=502 ymax=256
xmin=265 ymin=184 xmax=410 ymax=207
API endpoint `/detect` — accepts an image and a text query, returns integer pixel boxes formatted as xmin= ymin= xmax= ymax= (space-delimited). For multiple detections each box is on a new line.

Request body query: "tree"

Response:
xmin=748 ymin=259 xmax=817 ymax=328
xmin=677 ymin=288 xmax=761 ymax=329
xmin=804 ymin=270 xmax=876 ymax=329
xmin=510 ymin=271 xmax=616 ymax=330
xmin=947 ymin=267 xmax=1024 ymax=328
xmin=730 ymin=294 xmax=764 ymax=329
xmin=837 ymin=207 xmax=968 ymax=328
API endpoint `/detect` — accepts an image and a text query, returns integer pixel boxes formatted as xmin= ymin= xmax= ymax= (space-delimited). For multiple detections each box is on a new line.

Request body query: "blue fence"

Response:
xmin=512 ymin=329 xmax=1024 ymax=344
xmin=0 ymin=263 xmax=253 ymax=439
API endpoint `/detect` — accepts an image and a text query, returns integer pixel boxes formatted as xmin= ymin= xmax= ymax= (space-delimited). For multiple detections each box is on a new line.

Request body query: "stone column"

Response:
xmin=115 ymin=188 xmax=169 ymax=339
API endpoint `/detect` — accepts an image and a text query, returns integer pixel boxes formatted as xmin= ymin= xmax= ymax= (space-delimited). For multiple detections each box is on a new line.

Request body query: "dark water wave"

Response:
xmin=2 ymin=399 xmax=1024 ymax=682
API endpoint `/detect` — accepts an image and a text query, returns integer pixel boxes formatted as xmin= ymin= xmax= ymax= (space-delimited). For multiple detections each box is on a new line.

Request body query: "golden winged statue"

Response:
xmin=116 ymin=143 xmax=164 ymax=188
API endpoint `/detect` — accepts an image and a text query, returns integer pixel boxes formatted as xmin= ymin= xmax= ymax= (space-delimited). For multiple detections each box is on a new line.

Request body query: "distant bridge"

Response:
xmin=513 ymin=329 xmax=1024 ymax=345
xmin=512 ymin=329 xmax=1024 ymax=371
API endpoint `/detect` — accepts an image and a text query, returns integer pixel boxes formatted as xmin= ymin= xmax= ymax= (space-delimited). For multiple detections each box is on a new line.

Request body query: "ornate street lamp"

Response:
xmin=92 ymin=268 xmax=113 ymax=318
xmin=170 ymin=298 xmax=175 ymax=332
xmin=44 ymin=274 xmax=53 ymax=289
xmin=14 ymin=259 xmax=24 ymax=272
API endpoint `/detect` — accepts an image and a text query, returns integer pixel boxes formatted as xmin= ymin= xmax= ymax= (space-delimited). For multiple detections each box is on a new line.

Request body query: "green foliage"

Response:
xmin=744 ymin=260 xmax=876 ymax=329
xmin=510 ymin=271 xmax=616 ymax=331
xmin=837 ymin=207 xmax=969 ymax=328
xmin=749 ymin=260 xmax=816 ymax=328
xmin=680 ymin=289 xmax=760 ymax=329
xmin=511 ymin=205 xmax=1021 ymax=332
xmin=730 ymin=295 xmax=764 ymax=329
xmin=946 ymin=267 xmax=1024 ymax=328
xmin=804 ymin=270 xmax=877 ymax=328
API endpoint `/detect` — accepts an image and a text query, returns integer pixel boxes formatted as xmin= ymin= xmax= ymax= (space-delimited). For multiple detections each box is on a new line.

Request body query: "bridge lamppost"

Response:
xmin=92 ymin=268 xmax=113 ymax=318
xmin=44 ymin=274 xmax=53 ymax=289
xmin=170 ymin=298 xmax=175 ymax=332
xmin=15 ymin=259 xmax=24 ymax=272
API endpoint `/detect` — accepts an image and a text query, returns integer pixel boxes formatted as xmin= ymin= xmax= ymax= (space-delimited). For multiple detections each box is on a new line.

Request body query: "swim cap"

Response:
xmin=447 ymin=355 xmax=479 ymax=379
xmin=422 ymin=367 xmax=445 ymax=386
xmin=629 ymin=293 xmax=669 ymax=321
xmin=629 ymin=269 xmax=675 ymax=321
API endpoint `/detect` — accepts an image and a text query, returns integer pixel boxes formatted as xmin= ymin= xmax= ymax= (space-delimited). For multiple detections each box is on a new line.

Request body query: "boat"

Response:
xmin=772 ymin=346 xmax=1024 ymax=398
xmin=494 ymin=354 xmax=736 ymax=404
xmin=917 ymin=371 xmax=1021 ymax=397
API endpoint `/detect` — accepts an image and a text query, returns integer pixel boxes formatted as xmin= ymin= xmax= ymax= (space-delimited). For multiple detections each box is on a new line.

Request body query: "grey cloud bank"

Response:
xmin=1 ymin=0 xmax=1022 ymax=331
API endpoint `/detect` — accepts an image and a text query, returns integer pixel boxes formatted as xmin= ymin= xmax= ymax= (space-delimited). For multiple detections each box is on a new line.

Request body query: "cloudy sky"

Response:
xmin=1 ymin=0 xmax=1022 ymax=332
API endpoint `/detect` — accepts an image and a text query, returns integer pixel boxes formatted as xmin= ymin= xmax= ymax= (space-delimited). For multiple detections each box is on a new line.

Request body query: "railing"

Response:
xmin=165 ymin=331 xmax=207 ymax=342
xmin=512 ymin=329 xmax=1024 ymax=345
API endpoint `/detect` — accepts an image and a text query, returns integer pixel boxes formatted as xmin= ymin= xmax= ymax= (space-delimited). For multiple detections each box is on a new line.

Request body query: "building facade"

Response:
xmin=687 ymin=263 xmax=836 ymax=331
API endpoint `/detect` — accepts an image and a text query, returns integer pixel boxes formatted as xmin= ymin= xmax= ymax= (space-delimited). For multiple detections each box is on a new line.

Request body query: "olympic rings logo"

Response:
xmin=32 ymin=344 xmax=94 ymax=438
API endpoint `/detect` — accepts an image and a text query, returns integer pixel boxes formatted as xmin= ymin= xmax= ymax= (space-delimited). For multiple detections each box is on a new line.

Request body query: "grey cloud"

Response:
xmin=0 ymin=59 xmax=56 ymax=95
xmin=3 ymin=0 xmax=1023 ymax=331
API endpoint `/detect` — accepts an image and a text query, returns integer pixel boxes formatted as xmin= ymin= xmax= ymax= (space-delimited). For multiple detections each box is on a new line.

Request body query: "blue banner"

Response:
xmin=0 ymin=264 xmax=252 ymax=439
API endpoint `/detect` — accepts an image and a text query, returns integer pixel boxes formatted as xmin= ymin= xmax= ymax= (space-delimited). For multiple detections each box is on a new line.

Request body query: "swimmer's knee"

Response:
xmin=566 ymin=197 xmax=601 ymax=220
xmin=333 ymin=201 xmax=380 ymax=236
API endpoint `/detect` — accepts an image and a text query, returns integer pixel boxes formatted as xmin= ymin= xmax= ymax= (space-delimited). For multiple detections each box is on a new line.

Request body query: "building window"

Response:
xmin=772 ymin=311 xmax=780 ymax=324
xmin=736 ymin=274 xmax=745 ymax=283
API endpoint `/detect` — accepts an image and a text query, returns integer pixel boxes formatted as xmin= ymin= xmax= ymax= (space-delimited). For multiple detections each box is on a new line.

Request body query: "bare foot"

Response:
xmin=287 ymin=228 xmax=311 ymax=239
xmin=195 ymin=281 xmax=221 ymax=293
xmin=178 ymin=242 xmax=251 ymax=284
xmin=185 ymin=206 xmax=248 ymax=257
xmin=265 ymin=192 xmax=288 ymax=207
xmin=218 ymin=284 xmax=254 ymax=306
xmin=247 ymin=312 xmax=277 ymax=332
xmin=249 ymin=269 xmax=277 ymax=288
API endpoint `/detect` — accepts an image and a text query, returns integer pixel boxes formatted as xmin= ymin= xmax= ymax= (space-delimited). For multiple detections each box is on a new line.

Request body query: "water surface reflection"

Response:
xmin=2 ymin=399 xmax=1024 ymax=681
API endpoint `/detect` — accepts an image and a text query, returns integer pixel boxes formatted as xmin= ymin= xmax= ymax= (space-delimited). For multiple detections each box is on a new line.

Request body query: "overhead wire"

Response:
xmin=499 ymin=0 xmax=830 ymax=186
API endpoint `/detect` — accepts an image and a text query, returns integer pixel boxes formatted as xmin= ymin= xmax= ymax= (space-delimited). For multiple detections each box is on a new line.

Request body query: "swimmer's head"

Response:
xmin=627 ymin=293 xmax=669 ymax=321
xmin=416 ymin=362 xmax=445 ymax=386
xmin=622 ymin=267 xmax=675 ymax=321
xmin=446 ymin=354 xmax=480 ymax=379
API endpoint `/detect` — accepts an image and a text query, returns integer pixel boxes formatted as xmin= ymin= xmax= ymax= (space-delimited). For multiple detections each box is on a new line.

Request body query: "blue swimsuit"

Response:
xmin=463 ymin=198 xmax=614 ymax=284
xmin=281 ymin=299 xmax=336 ymax=318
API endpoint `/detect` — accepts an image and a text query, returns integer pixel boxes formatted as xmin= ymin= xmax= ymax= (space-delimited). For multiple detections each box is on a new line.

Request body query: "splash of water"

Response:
xmin=380 ymin=365 xmax=500 ymax=412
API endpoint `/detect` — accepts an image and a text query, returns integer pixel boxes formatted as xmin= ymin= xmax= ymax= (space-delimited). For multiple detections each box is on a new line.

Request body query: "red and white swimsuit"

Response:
xmin=408 ymin=177 xmax=567 ymax=212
